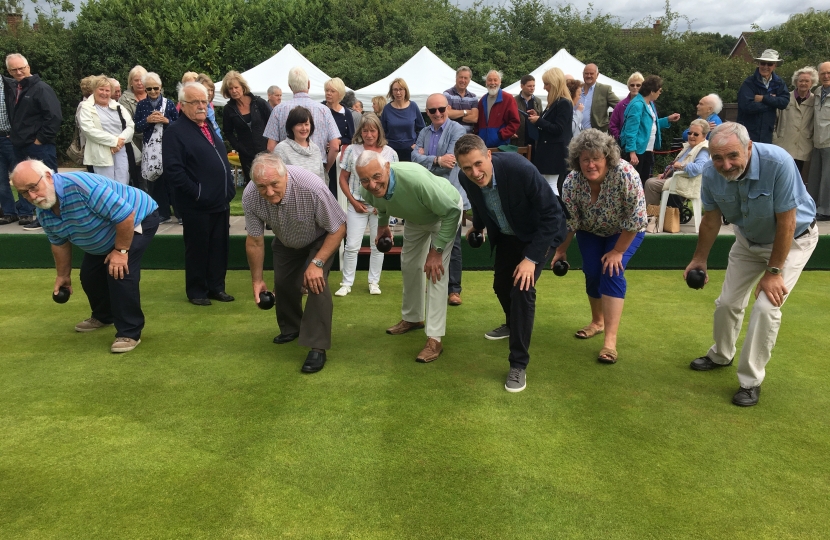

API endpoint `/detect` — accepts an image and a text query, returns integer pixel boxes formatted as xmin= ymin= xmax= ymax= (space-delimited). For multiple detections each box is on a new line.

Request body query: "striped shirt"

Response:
xmin=242 ymin=165 xmax=346 ymax=248
xmin=262 ymin=93 xmax=340 ymax=164
xmin=37 ymin=172 xmax=159 ymax=255
xmin=0 ymin=82 xmax=10 ymax=132
xmin=443 ymin=86 xmax=477 ymax=133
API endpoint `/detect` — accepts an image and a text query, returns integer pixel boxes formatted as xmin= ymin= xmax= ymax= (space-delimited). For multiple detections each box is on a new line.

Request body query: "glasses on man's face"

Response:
xmin=427 ymin=107 xmax=447 ymax=114
xmin=184 ymin=100 xmax=209 ymax=106
xmin=17 ymin=175 xmax=43 ymax=197
xmin=145 ymin=87 xmax=160 ymax=91
xmin=759 ymin=62 xmax=775 ymax=67
xmin=8 ymin=65 xmax=28 ymax=73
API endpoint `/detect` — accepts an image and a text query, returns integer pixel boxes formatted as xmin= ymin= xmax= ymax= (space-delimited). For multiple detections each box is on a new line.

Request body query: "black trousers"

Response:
xmin=493 ymin=234 xmax=548 ymax=369
xmin=633 ymin=151 xmax=654 ymax=184
xmin=181 ymin=208 xmax=230 ymax=300
xmin=448 ymin=225 xmax=463 ymax=294
xmin=272 ymin=234 xmax=335 ymax=350
xmin=151 ymin=172 xmax=181 ymax=220
xmin=79 ymin=212 xmax=159 ymax=340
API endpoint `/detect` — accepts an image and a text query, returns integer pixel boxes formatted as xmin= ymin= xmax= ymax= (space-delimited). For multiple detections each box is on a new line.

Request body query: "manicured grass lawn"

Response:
xmin=1 ymin=269 xmax=828 ymax=538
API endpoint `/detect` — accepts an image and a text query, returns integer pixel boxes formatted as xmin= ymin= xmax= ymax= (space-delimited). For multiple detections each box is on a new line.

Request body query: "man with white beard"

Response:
xmin=474 ymin=70 xmax=520 ymax=148
xmin=10 ymin=159 xmax=160 ymax=353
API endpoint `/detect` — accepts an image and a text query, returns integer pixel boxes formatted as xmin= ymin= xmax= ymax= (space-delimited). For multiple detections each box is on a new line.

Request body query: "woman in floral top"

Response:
xmin=552 ymin=129 xmax=647 ymax=364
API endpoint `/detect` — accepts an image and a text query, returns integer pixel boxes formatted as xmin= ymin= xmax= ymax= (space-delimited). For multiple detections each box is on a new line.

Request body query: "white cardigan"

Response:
xmin=78 ymin=94 xmax=135 ymax=167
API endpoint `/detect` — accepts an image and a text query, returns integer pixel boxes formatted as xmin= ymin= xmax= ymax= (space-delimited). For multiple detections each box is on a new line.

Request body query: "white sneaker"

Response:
xmin=334 ymin=285 xmax=351 ymax=297
xmin=369 ymin=283 xmax=381 ymax=295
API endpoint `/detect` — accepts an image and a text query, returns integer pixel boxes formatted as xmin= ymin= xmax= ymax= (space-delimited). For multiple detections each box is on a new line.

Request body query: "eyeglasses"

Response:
xmin=758 ymin=62 xmax=776 ymax=67
xmin=8 ymin=65 xmax=28 ymax=73
xmin=427 ymin=107 xmax=447 ymax=114
xmin=183 ymin=100 xmax=209 ymax=106
xmin=629 ymin=83 xmax=641 ymax=88
xmin=145 ymin=87 xmax=160 ymax=91
xmin=17 ymin=174 xmax=43 ymax=197
xmin=688 ymin=132 xmax=703 ymax=137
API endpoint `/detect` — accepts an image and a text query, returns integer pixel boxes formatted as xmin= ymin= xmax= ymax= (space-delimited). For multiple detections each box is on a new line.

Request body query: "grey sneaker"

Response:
xmin=505 ymin=367 xmax=526 ymax=393
xmin=111 ymin=337 xmax=140 ymax=353
xmin=75 ymin=317 xmax=113 ymax=332
xmin=485 ymin=324 xmax=510 ymax=340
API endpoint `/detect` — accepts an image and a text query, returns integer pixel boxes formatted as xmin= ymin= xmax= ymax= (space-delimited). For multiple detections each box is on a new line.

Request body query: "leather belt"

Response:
xmin=795 ymin=219 xmax=817 ymax=239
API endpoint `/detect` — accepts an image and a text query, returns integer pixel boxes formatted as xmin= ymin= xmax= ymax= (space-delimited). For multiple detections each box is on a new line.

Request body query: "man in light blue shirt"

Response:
xmin=684 ymin=123 xmax=817 ymax=407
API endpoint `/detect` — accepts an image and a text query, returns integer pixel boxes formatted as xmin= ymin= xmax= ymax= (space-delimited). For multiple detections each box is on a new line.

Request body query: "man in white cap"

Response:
xmin=736 ymin=49 xmax=790 ymax=143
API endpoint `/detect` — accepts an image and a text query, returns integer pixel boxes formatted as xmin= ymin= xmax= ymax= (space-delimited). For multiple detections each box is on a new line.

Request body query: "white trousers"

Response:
xmin=341 ymin=203 xmax=383 ymax=287
xmin=543 ymin=174 xmax=559 ymax=196
xmin=93 ymin=147 xmax=130 ymax=185
xmin=707 ymin=227 xmax=818 ymax=388
xmin=400 ymin=205 xmax=462 ymax=338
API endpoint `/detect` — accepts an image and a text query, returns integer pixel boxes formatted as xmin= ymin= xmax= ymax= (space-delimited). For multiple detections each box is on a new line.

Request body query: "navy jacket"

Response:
xmin=5 ymin=74 xmax=62 ymax=148
xmin=532 ymin=97 xmax=573 ymax=175
xmin=737 ymin=69 xmax=789 ymax=143
xmin=459 ymin=152 xmax=567 ymax=263
xmin=162 ymin=114 xmax=235 ymax=214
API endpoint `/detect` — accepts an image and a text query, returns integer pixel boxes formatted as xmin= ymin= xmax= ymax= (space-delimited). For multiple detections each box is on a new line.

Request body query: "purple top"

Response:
xmin=609 ymin=95 xmax=633 ymax=139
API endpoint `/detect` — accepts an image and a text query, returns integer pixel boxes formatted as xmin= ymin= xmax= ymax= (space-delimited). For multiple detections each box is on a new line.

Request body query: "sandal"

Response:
xmin=598 ymin=347 xmax=618 ymax=364
xmin=575 ymin=324 xmax=604 ymax=339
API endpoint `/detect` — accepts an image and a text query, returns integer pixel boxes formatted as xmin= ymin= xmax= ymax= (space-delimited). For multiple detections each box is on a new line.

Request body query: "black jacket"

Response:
xmin=162 ymin=114 xmax=235 ymax=214
xmin=5 ymin=74 xmax=62 ymax=148
xmin=532 ymin=97 xmax=572 ymax=176
xmin=222 ymin=94 xmax=271 ymax=163
xmin=736 ymin=69 xmax=789 ymax=143
xmin=459 ymin=152 xmax=567 ymax=263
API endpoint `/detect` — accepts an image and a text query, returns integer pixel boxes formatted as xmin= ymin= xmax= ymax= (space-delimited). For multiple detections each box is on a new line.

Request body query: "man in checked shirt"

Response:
xmin=243 ymin=153 xmax=346 ymax=374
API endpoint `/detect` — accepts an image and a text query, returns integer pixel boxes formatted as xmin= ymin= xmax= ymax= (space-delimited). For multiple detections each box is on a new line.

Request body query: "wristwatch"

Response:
xmin=311 ymin=258 xmax=324 ymax=268
xmin=463 ymin=110 xmax=467 ymax=117
xmin=115 ymin=248 xmax=129 ymax=254
xmin=766 ymin=266 xmax=782 ymax=275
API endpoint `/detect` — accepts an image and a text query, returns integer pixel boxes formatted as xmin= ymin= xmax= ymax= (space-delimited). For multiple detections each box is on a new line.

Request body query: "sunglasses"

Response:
xmin=427 ymin=107 xmax=447 ymax=114
xmin=629 ymin=83 xmax=641 ymax=87
xmin=758 ymin=62 xmax=776 ymax=67
xmin=145 ymin=87 xmax=160 ymax=91
xmin=688 ymin=132 xmax=703 ymax=137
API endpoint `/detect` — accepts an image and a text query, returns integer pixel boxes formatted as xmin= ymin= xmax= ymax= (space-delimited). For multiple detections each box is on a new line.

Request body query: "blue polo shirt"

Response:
xmin=37 ymin=172 xmax=158 ymax=255
xmin=700 ymin=142 xmax=815 ymax=244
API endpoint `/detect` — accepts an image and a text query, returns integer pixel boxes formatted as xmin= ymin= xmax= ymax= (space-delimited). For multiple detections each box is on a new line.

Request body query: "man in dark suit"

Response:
xmin=581 ymin=63 xmax=619 ymax=133
xmin=455 ymin=134 xmax=567 ymax=393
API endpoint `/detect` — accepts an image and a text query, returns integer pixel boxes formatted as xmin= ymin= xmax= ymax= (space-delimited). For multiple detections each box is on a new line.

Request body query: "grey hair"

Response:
xmin=109 ymin=78 xmax=121 ymax=89
xmin=709 ymin=122 xmax=750 ymax=149
xmin=287 ymin=66 xmax=309 ymax=94
xmin=355 ymin=149 xmax=387 ymax=170
xmin=251 ymin=152 xmax=287 ymax=181
xmin=10 ymin=159 xmax=51 ymax=185
xmin=5 ymin=53 xmax=27 ymax=69
xmin=689 ymin=118 xmax=711 ymax=136
xmin=484 ymin=70 xmax=503 ymax=82
xmin=142 ymin=71 xmax=162 ymax=88
xmin=456 ymin=66 xmax=472 ymax=77
xmin=178 ymin=81 xmax=207 ymax=102
xmin=340 ymin=90 xmax=357 ymax=109
xmin=567 ymin=128 xmax=620 ymax=171
xmin=267 ymin=85 xmax=282 ymax=96
xmin=792 ymin=66 xmax=819 ymax=87
xmin=706 ymin=93 xmax=724 ymax=114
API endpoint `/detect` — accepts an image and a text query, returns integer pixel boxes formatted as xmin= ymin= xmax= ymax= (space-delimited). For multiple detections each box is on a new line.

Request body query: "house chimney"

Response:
xmin=653 ymin=19 xmax=662 ymax=31
xmin=7 ymin=13 xmax=23 ymax=34
xmin=32 ymin=23 xmax=39 ymax=32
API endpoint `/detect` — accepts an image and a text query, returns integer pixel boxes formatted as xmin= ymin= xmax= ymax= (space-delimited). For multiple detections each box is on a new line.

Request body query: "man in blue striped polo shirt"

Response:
xmin=11 ymin=160 xmax=160 ymax=353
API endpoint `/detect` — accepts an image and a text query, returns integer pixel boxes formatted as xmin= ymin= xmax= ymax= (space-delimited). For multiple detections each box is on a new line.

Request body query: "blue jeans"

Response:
xmin=0 ymin=137 xmax=18 ymax=216
xmin=14 ymin=142 xmax=58 ymax=216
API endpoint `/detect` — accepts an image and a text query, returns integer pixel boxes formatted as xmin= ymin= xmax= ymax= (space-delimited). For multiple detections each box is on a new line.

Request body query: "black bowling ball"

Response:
xmin=258 ymin=291 xmax=276 ymax=310
xmin=467 ymin=231 xmax=484 ymax=248
xmin=552 ymin=260 xmax=569 ymax=276
xmin=52 ymin=286 xmax=70 ymax=304
xmin=686 ymin=269 xmax=706 ymax=290
xmin=377 ymin=236 xmax=393 ymax=253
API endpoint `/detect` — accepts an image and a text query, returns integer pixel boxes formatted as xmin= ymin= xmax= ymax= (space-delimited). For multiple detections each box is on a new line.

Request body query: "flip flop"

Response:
xmin=598 ymin=347 xmax=618 ymax=364
xmin=575 ymin=325 xmax=604 ymax=339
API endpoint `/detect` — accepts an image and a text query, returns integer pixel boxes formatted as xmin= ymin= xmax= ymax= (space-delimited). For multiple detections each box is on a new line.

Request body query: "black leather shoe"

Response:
xmin=301 ymin=350 xmax=326 ymax=373
xmin=208 ymin=291 xmax=235 ymax=302
xmin=732 ymin=386 xmax=761 ymax=407
xmin=690 ymin=356 xmax=733 ymax=371
xmin=273 ymin=332 xmax=299 ymax=344
xmin=189 ymin=298 xmax=212 ymax=306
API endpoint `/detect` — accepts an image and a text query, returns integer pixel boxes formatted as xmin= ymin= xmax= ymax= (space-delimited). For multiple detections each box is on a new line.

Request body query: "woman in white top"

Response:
xmin=274 ymin=106 xmax=325 ymax=180
xmin=78 ymin=75 xmax=135 ymax=184
xmin=335 ymin=113 xmax=398 ymax=296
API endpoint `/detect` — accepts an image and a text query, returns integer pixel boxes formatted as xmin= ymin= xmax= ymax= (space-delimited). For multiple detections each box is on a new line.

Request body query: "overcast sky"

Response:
xmin=27 ymin=1 xmax=830 ymax=38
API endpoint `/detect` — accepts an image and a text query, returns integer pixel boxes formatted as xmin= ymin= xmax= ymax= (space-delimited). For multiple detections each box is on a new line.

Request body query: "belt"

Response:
xmin=0 ymin=131 xmax=9 ymax=137
xmin=795 ymin=219 xmax=817 ymax=239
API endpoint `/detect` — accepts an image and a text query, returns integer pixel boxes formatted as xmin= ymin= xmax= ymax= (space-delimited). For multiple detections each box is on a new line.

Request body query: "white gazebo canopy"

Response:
xmin=354 ymin=46 xmax=488 ymax=109
xmin=214 ymin=44 xmax=345 ymax=105
xmin=503 ymin=49 xmax=629 ymax=100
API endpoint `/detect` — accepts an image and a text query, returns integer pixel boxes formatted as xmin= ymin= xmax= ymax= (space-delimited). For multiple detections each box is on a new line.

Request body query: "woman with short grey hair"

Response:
xmin=773 ymin=65 xmax=818 ymax=179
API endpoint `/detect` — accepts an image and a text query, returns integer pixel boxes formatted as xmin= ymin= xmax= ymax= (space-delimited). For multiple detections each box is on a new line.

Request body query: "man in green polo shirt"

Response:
xmin=356 ymin=150 xmax=463 ymax=363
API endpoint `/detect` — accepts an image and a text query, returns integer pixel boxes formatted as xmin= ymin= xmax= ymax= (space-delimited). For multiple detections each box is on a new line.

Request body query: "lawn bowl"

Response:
xmin=258 ymin=291 xmax=275 ymax=310
xmin=467 ymin=231 xmax=484 ymax=248
xmin=552 ymin=260 xmax=569 ymax=276
xmin=686 ymin=269 xmax=706 ymax=289
xmin=377 ymin=236 xmax=393 ymax=253
xmin=52 ymin=287 xmax=70 ymax=304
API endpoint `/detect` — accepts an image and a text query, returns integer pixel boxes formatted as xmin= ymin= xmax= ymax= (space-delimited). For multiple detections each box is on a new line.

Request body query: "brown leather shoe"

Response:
xmin=448 ymin=293 xmax=462 ymax=306
xmin=416 ymin=338 xmax=443 ymax=363
xmin=386 ymin=320 xmax=425 ymax=335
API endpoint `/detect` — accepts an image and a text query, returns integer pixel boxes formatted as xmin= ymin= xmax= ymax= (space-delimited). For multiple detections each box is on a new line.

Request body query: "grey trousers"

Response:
xmin=807 ymin=146 xmax=830 ymax=215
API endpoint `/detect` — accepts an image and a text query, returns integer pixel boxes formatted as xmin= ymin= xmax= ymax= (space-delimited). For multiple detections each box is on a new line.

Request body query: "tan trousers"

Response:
xmin=707 ymin=226 xmax=818 ymax=388
xmin=400 ymin=206 xmax=463 ymax=338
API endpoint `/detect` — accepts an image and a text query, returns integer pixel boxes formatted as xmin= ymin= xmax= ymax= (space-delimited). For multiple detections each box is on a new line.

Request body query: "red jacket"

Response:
xmin=476 ymin=89 xmax=520 ymax=147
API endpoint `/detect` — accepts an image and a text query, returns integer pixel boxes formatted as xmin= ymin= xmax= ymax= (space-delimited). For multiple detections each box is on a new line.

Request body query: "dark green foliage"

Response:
xmin=749 ymin=9 xmax=830 ymax=84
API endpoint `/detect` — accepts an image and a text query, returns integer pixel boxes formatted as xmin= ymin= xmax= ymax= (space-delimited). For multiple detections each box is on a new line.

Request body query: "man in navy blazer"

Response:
xmin=455 ymin=134 xmax=567 ymax=392
xmin=413 ymin=93 xmax=470 ymax=306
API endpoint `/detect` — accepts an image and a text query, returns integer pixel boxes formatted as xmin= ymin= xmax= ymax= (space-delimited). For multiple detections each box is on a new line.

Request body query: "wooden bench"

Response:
xmin=358 ymin=246 xmax=402 ymax=256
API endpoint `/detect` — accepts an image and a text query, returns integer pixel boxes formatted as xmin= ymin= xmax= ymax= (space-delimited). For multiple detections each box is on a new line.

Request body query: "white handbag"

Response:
xmin=140 ymin=98 xmax=167 ymax=182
